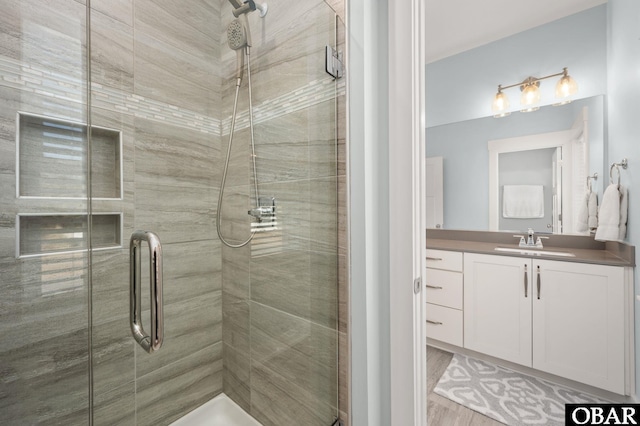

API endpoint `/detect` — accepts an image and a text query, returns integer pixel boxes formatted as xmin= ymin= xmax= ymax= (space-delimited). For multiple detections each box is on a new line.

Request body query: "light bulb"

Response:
xmin=555 ymin=72 xmax=578 ymax=100
xmin=520 ymin=81 xmax=540 ymax=112
xmin=492 ymin=89 xmax=510 ymax=117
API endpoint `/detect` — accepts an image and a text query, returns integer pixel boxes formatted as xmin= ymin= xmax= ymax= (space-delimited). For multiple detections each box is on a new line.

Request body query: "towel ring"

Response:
xmin=610 ymin=164 xmax=621 ymax=185
xmin=610 ymin=159 xmax=628 ymax=185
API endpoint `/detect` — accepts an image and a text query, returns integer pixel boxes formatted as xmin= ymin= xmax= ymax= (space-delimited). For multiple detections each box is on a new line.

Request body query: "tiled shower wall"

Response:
xmin=0 ymin=0 xmax=224 ymax=424
xmin=0 ymin=0 xmax=347 ymax=425
xmin=219 ymin=0 xmax=348 ymax=425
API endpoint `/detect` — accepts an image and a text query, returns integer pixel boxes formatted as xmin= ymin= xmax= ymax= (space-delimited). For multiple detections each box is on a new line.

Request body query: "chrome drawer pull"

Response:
xmin=130 ymin=230 xmax=164 ymax=354
xmin=426 ymin=257 xmax=443 ymax=261
xmin=537 ymin=265 xmax=541 ymax=300
xmin=425 ymin=285 xmax=443 ymax=289
xmin=524 ymin=264 xmax=528 ymax=298
xmin=427 ymin=320 xmax=443 ymax=325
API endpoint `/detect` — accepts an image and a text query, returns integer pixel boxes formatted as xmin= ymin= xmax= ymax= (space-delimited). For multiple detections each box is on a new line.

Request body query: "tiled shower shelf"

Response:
xmin=17 ymin=112 xmax=123 ymax=199
xmin=17 ymin=213 xmax=123 ymax=258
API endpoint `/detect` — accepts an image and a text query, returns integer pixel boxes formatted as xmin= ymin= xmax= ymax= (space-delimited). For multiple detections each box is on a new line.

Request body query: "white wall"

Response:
xmin=348 ymin=0 xmax=391 ymax=424
xmin=607 ymin=0 xmax=640 ymax=393
xmin=426 ymin=5 xmax=607 ymax=127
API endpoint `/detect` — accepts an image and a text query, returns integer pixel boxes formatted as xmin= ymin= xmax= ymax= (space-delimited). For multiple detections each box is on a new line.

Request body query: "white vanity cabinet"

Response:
xmin=463 ymin=253 xmax=532 ymax=366
xmin=426 ymin=249 xmax=463 ymax=346
xmin=532 ymin=259 xmax=626 ymax=394
xmin=463 ymin=252 xmax=629 ymax=394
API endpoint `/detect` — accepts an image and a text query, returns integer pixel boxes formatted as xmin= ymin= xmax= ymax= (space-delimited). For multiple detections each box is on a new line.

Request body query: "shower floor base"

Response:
xmin=170 ymin=393 xmax=262 ymax=426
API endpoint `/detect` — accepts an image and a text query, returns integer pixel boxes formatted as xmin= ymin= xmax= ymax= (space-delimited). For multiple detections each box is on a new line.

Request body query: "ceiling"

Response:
xmin=426 ymin=0 xmax=608 ymax=63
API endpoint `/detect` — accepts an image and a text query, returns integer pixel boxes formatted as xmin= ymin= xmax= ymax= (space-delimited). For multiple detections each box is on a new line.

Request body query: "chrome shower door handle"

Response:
xmin=130 ymin=231 xmax=164 ymax=354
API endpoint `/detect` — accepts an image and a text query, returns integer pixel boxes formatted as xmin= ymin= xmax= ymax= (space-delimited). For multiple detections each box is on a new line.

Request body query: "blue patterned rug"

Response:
xmin=434 ymin=353 xmax=609 ymax=425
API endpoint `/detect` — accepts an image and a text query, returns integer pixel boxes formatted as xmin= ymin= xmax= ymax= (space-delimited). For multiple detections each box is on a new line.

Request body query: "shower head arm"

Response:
xmin=231 ymin=0 xmax=268 ymax=17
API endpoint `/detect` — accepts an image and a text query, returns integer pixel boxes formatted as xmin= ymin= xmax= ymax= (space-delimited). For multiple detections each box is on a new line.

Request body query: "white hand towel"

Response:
xmin=587 ymin=191 xmax=598 ymax=230
xmin=502 ymin=185 xmax=544 ymax=218
xmin=595 ymin=184 xmax=623 ymax=242
xmin=576 ymin=192 xmax=589 ymax=233
xmin=619 ymin=184 xmax=628 ymax=240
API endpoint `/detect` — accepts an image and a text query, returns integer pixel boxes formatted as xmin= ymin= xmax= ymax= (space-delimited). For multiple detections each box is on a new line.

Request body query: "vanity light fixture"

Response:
xmin=491 ymin=67 xmax=578 ymax=117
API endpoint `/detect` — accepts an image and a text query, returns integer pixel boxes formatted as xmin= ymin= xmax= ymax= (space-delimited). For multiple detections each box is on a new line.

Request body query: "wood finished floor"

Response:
xmin=427 ymin=346 xmax=505 ymax=426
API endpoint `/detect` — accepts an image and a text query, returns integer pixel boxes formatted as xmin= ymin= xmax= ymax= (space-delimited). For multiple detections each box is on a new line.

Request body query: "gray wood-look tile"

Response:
xmin=91 ymin=318 xmax=135 ymax=398
xmin=134 ymin=182 xmax=216 ymax=244
xmin=310 ymin=251 xmax=338 ymax=328
xmin=0 ymin=254 xmax=88 ymax=351
xmin=133 ymin=0 xmax=221 ymax=117
xmin=222 ymin=243 xmax=251 ymax=300
xmin=161 ymin=239 xmax=222 ymax=302
xmin=90 ymin=8 xmax=134 ymax=92
xmin=136 ymin=342 xmax=223 ymax=426
xmin=91 ymin=0 xmax=133 ymax=27
xmin=223 ymin=292 xmax=251 ymax=353
xmin=250 ymin=250 xmax=311 ymax=319
xmin=0 ymin=0 xmax=87 ymax=78
xmin=134 ymin=118 xmax=220 ymax=189
xmin=250 ymin=302 xmax=337 ymax=406
xmin=223 ymin=342 xmax=251 ymax=412
xmin=250 ymin=359 xmax=337 ymax=426
xmin=309 ymin=177 xmax=338 ymax=253
xmin=93 ymin=380 xmax=136 ymax=426
xmin=0 ymin=328 xmax=89 ymax=425
xmin=135 ymin=290 xmax=222 ymax=378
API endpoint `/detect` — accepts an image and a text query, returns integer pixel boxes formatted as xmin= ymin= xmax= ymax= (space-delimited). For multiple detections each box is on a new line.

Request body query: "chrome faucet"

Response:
xmin=513 ymin=228 xmax=548 ymax=248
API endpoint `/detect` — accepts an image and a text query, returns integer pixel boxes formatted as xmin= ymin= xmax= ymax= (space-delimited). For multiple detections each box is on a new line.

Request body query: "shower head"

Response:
xmin=227 ymin=18 xmax=249 ymax=50
xmin=227 ymin=16 xmax=251 ymax=81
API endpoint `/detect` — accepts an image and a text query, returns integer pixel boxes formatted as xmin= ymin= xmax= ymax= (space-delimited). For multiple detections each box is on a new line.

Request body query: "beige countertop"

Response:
xmin=426 ymin=229 xmax=635 ymax=267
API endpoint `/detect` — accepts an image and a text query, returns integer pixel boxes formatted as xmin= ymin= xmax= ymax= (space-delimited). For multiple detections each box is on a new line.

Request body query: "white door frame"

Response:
xmin=348 ymin=0 xmax=426 ymax=423
xmin=389 ymin=0 xmax=428 ymax=424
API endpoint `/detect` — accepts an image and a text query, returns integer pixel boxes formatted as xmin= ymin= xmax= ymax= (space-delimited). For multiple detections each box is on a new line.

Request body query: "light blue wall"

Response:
xmin=426 ymin=97 xmax=604 ymax=231
xmin=607 ymin=0 xmax=640 ymax=393
xmin=426 ymin=5 xmax=607 ymax=127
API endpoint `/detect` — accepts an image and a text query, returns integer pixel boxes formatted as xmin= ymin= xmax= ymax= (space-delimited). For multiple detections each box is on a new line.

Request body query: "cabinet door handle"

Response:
xmin=524 ymin=264 xmax=528 ymax=298
xmin=426 ymin=257 xmax=443 ymax=261
xmin=426 ymin=284 xmax=443 ymax=289
xmin=427 ymin=320 xmax=443 ymax=325
xmin=537 ymin=265 xmax=541 ymax=300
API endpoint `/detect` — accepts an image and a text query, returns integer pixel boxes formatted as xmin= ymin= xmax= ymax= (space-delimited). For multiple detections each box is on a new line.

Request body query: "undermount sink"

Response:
xmin=494 ymin=247 xmax=576 ymax=257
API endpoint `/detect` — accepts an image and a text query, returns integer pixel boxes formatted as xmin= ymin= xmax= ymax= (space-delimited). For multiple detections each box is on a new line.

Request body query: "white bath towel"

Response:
xmin=576 ymin=192 xmax=590 ymax=233
xmin=578 ymin=190 xmax=599 ymax=232
xmin=595 ymin=184 xmax=627 ymax=242
xmin=588 ymin=191 xmax=598 ymax=230
xmin=502 ymin=185 xmax=544 ymax=218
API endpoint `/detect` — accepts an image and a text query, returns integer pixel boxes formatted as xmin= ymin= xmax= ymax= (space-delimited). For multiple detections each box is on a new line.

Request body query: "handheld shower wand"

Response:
xmin=226 ymin=15 xmax=251 ymax=83
xmin=217 ymin=0 xmax=268 ymax=248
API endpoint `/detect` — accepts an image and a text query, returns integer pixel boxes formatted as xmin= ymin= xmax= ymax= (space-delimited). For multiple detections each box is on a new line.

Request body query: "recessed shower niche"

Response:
xmin=16 ymin=113 xmax=124 ymax=258
xmin=17 ymin=112 xmax=122 ymax=199
xmin=17 ymin=213 xmax=122 ymax=258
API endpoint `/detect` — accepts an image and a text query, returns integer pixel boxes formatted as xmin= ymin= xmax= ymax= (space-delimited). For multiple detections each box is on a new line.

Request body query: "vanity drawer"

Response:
xmin=426 ymin=303 xmax=463 ymax=347
xmin=426 ymin=249 xmax=462 ymax=272
xmin=425 ymin=269 xmax=462 ymax=309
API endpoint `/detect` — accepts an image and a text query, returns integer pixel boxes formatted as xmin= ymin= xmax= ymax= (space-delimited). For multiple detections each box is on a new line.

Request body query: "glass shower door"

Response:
xmin=0 ymin=1 xmax=91 ymax=424
xmin=88 ymin=1 xmax=224 ymax=425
